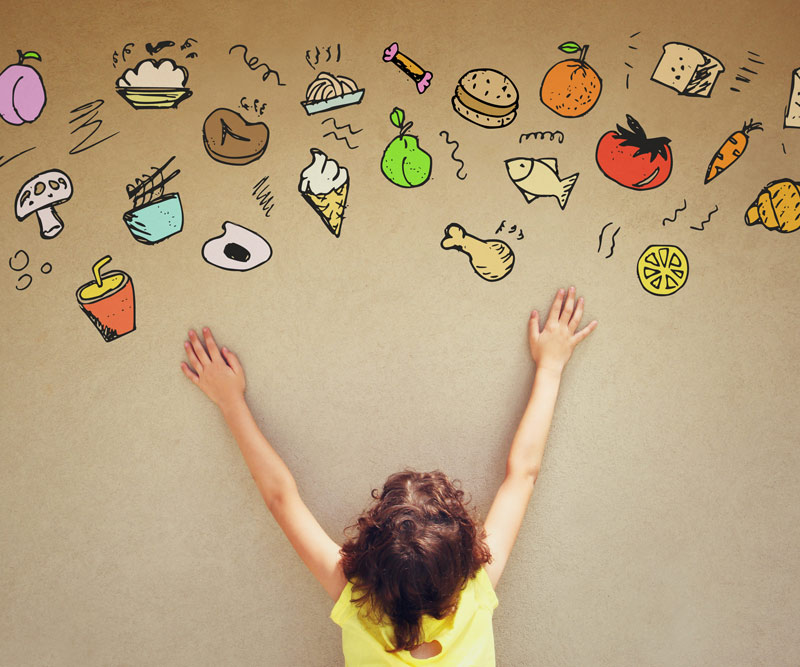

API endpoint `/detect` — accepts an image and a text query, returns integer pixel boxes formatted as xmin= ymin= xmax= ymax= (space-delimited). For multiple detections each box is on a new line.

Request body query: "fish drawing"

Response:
xmin=505 ymin=157 xmax=579 ymax=209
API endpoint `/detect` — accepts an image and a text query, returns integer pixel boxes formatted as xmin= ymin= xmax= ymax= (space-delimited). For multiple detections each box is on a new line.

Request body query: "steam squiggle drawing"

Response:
xmin=690 ymin=205 xmax=718 ymax=231
xmin=519 ymin=130 xmax=564 ymax=144
xmin=322 ymin=131 xmax=358 ymax=150
xmin=439 ymin=130 xmax=467 ymax=180
xmin=662 ymin=199 xmax=687 ymax=226
xmin=252 ymin=176 xmax=274 ymax=217
xmin=305 ymin=44 xmax=341 ymax=69
xmin=597 ymin=222 xmax=620 ymax=258
xmin=321 ymin=117 xmax=362 ymax=134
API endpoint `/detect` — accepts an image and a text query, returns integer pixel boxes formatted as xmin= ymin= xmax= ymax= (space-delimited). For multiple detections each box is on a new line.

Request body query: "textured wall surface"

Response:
xmin=1 ymin=0 xmax=799 ymax=664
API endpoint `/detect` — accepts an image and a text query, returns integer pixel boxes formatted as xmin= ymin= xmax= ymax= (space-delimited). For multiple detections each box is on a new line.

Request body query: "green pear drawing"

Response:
xmin=381 ymin=107 xmax=432 ymax=188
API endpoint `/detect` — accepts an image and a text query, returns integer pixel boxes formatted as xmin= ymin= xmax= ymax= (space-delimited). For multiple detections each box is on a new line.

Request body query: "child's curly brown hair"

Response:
xmin=339 ymin=469 xmax=493 ymax=653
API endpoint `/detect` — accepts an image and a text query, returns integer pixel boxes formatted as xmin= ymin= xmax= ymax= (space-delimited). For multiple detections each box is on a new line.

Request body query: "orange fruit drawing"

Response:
xmin=540 ymin=42 xmax=602 ymax=118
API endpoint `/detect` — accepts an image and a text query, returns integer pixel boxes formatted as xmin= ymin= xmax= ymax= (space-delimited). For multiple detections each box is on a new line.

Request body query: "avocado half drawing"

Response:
xmin=201 ymin=221 xmax=272 ymax=271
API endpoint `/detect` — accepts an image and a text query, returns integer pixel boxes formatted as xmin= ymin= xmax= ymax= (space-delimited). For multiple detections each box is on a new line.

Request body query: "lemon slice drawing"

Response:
xmin=637 ymin=245 xmax=689 ymax=296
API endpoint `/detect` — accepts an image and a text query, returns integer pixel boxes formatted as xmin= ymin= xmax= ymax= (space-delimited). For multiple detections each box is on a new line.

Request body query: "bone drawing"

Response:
xmin=440 ymin=223 xmax=515 ymax=282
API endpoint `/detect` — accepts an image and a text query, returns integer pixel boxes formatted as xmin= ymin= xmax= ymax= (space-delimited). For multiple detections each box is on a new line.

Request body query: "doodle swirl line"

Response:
xmin=439 ymin=130 xmax=467 ymax=180
xmin=662 ymin=199 xmax=687 ymax=226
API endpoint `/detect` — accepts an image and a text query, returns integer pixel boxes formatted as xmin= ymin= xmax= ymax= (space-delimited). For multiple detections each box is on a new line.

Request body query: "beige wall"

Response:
xmin=1 ymin=0 xmax=799 ymax=664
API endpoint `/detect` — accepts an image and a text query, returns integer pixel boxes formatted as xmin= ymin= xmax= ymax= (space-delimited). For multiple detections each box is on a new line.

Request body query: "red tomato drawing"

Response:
xmin=596 ymin=115 xmax=672 ymax=190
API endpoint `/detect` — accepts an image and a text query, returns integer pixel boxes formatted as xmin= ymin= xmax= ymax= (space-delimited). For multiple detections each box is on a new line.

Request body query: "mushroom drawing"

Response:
xmin=15 ymin=169 xmax=73 ymax=239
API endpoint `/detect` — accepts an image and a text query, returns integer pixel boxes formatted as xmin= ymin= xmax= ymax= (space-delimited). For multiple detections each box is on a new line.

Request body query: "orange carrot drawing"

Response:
xmin=704 ymin=120 xmax=762 ymax=184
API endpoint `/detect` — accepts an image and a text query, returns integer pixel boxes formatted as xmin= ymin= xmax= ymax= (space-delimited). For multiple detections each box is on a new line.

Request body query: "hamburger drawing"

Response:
xmin=452 ymin=69 xmax=518 ymax=128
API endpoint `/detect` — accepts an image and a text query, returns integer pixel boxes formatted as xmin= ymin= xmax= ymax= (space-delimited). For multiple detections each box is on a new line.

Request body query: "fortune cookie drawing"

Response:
xmin=744 ymin=178 xmax=800 ymax=233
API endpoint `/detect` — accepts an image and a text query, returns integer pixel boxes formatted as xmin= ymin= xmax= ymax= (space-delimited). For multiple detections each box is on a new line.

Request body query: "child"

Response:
xmin=181 ymin=286 xmax=597 ymax=665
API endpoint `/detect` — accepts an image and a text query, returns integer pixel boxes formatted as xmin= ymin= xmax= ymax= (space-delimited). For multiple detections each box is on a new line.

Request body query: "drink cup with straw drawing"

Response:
xmin=76 ymin=256 xmax=135 ymax=342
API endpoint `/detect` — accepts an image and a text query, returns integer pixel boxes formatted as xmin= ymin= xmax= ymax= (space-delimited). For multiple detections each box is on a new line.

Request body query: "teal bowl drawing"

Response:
xmin=123 ymin=193 xmax=183 ymax=244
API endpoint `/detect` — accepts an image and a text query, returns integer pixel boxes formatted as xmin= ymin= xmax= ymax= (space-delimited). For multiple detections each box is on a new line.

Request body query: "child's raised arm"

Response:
xmin=181 ymin=328 xmax=347 ymax=601
xmin=483 ymin=287 xmax=597 ymax=588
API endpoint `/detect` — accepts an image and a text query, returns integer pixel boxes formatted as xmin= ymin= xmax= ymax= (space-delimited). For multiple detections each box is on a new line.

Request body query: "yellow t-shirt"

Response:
xmin=330 ymin=567 xmax=499 ymax=666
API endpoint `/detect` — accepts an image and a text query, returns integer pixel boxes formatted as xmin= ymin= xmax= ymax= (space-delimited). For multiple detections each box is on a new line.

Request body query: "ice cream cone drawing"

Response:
xmin=298 ymin=148 xmax=349 ymax=237
xmin=76 ymin=256 xmax=135 ymax=342
xmin=441 ymin=223 xmax=515 ymax=282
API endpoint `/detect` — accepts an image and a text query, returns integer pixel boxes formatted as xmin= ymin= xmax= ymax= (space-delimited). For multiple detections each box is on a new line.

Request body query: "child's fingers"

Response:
xmin=546 ymin=288 xmax=565 ymax=326
xmin=529 ymin=310 xmax=540 ymax=341
xmin=188 ymin=329 xmax=211 ymax=365
xmin=221 ymin=347 xmax=243 ymax=375
xmin=560 ymin=286 xmax=575 ymax=323
xmin=202 ymin=327 xmax=221 ymax=361
xmin=184 ymin=341 xmax=203 ymax=374
xmin=573 ymin=320 xmax=598 ymax=343
xmin=568 ymin=297 xmax=585 ymax=333
xmin=180 ymin=361 xmax=199 ymax=384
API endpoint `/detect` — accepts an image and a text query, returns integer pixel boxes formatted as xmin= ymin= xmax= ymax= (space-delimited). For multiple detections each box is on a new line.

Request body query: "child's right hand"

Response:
xmin=529 ymin=287 xmax=597 ymax=373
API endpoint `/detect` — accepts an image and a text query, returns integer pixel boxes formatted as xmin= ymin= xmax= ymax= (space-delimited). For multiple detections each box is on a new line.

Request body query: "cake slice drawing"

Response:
xmin=298 ymin=148 xmax=349 ymax=237
xmin=785 ymin=67 xmax=800 ymax=129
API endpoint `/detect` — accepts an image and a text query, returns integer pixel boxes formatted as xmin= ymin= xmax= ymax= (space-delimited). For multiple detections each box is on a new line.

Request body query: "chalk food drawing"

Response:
xmin=729 ymin=50 xmax=763 ymax=93
xmin=301 ymin=72 xmax=364 ymax=115
xmin=662 ymin=199 xmax=687 ymax=226
xmin=441 ymin=223 xmax=515 ymax=282
xmin=68 ymin=100 xmax=119 ymax=155
xmin=505 ymin=157 xmax=578 ymax=209
xmin=112 ymin=42 xmax=135 ymax=68
xmin=9 ymin=249 xmax=51 ymax=291
xmin=116 ymin=58 xmax=192 ymax=110
xmin=596 ymin=115 xmax=672 ymax=190
xmin=624 ymin=31 xmax=640 ymax=90
xmin=744 ymin=179 xmax=800 ymax=233
xmin=252 ymin=176 xmax=274 ymax=217
xmin=651 ymin=42 xmax=724 ymax=97
xmin=597 ymin=222 xmax=620 ymax=258
xmin=322 ymin=117 xmax=361 ymax=150
xmin=496 ymin=219 xmax=524 ymax=240
xmin=203 ymin=108 xmax=269 ymax=165
xmin=540 ymin=42 xmax=602 ymax=118
xmin=0 ymin=145 xmax=36 ymax=167
xmin=299 ymin=148 xmax=349 ymax=237
xmin=202 ymin=222 xmax=272 ymax=271
xmin=76 ymin=256 xmax=135 ymax=342
xmin=0 ymin=50 xmax=46 ymax=125
xmin=704 ymin=120 xmax=762 ymax=184
xmin=690 ymin=206 xmax=718 ymax=231
xmin=306 ymin=44 xmax=340 ymax=69
xmin=383 ymin=43 xmax=431 ymax=94
xmin=519 ymin=130 xmax=564 ymax=144
xmin=381 ymin=107 xmax=431 ymax=187
xmin=229 ymin=44 xmax=285 ymax=86
xmin=123 ymin=156 xmax=183 ymax=244
xmin=439 ymin=131 xmax=467 ymax=180
xmin=146 ymin=41 xmax=174 ymax=56
xmin=452 ymin=69 xmax=518 ymax=128
xmin=15 ymin=169 xmax=72 ymax=239
xmin=240 ymin=96 xmax=267 ymax=116
xmin=637 ymin=245 xmax=688 ymax=296
xmin=784 ymin=68 xmax=800 ymax=129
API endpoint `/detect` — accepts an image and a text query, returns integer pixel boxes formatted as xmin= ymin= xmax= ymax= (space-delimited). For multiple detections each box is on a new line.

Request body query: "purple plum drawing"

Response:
xmin=0 ymin=50 xmax=46 ymax=125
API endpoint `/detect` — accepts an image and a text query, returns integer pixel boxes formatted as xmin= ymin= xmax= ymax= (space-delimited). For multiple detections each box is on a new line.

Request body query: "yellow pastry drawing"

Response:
xmin=441 ymin=223 xmax=514 ymax=282
xmin=744 ymin=178 xmax=800 ymax=233
xmin=637 ymin=245 xmax=688 ymax=296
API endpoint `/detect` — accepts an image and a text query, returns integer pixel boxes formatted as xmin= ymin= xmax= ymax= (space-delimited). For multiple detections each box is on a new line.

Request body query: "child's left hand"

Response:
xmin=181 ymin=327 xmax=246 ymax=410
